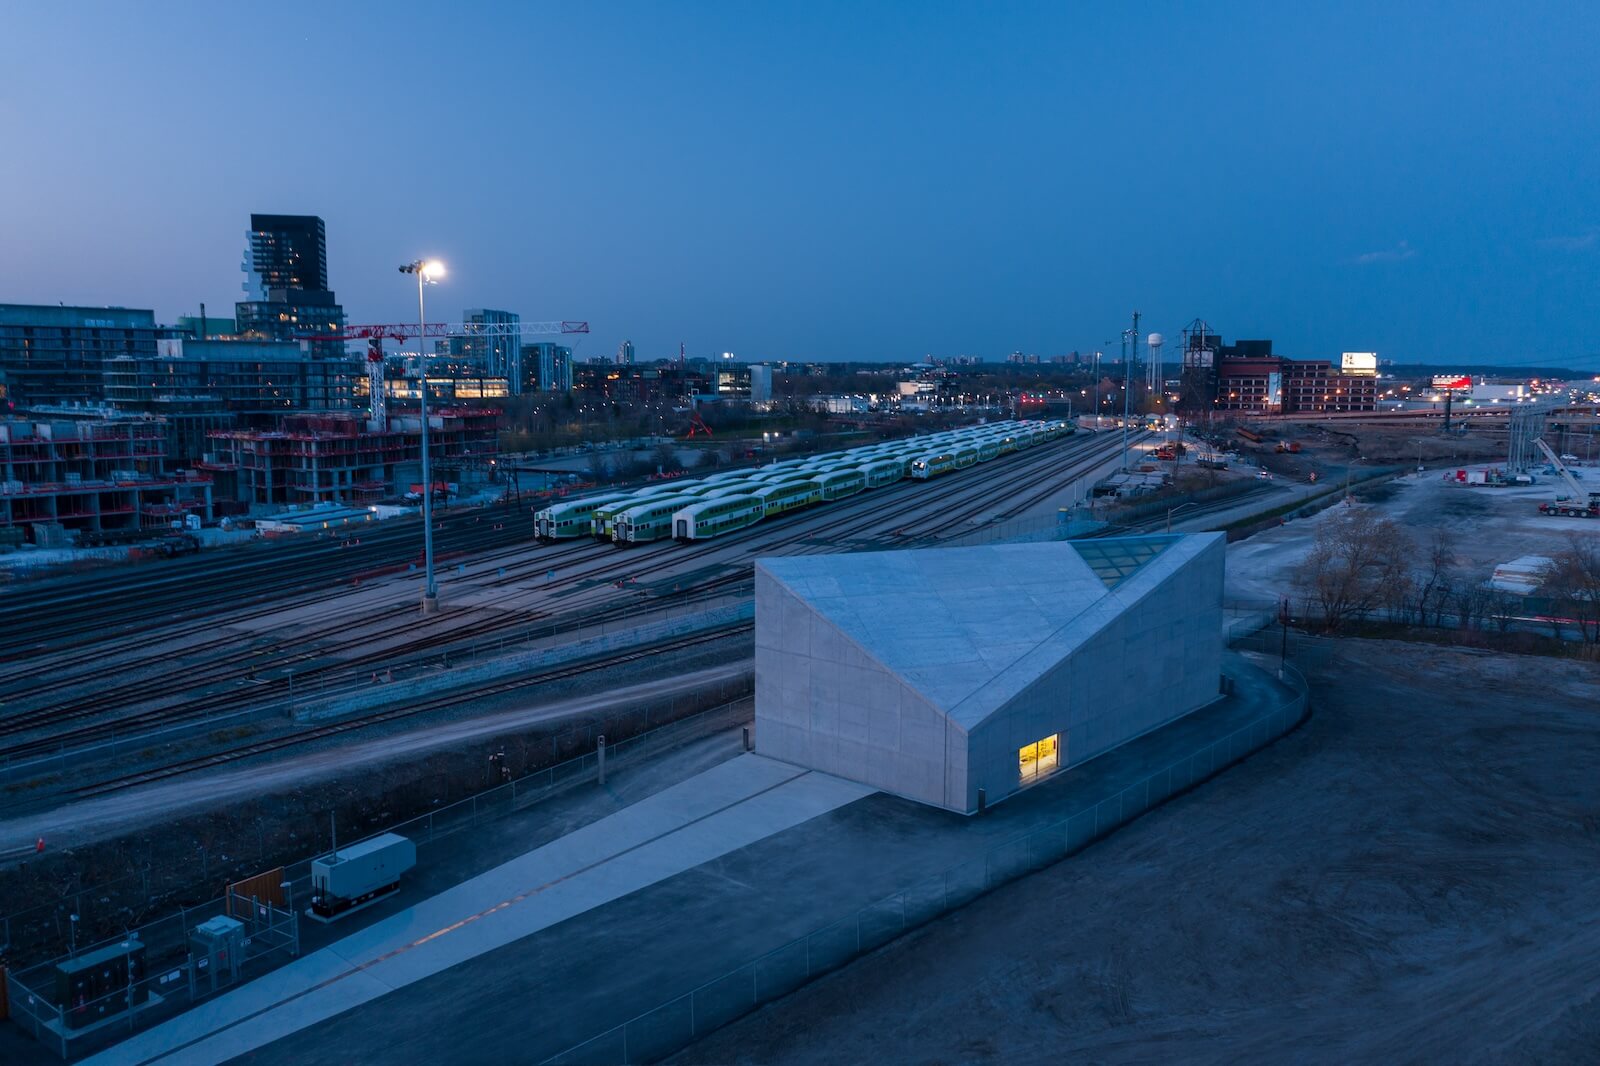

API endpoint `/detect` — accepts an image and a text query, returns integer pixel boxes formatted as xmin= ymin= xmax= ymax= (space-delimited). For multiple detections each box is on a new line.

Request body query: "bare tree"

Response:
xmin=1293 ymin=504 xmax=1413 ymax=632
xmin=1540 ymin=535 xmax=1600 ymax=645
xmin=1414 ymin=531 xmax=1458 ymax=627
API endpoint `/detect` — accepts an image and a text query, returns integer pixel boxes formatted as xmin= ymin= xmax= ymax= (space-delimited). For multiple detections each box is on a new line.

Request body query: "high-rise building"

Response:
xmin=451 ymin=308 xmax=522 ymax=388
xmin=618 ymin=339 xmax=636 ymax=365
xmin=235 ymin=213 xmax=345 ymax=354
xmin=0 ymin=304 xmax=171 ymax=408
xmin=242 ymin=214 xmax=328 ymax=293
xmin=521 ymin=343 xmax=573 ymax=393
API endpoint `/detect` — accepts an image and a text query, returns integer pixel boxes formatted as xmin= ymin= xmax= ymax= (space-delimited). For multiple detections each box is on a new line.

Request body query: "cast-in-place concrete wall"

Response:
xmin=965 ymin=535 xmax=1225 ymax=810
xmin=755 ymin=536 xmax=1226 ymax=815
xmin=755 ymin=570 xmax=963 ymax=809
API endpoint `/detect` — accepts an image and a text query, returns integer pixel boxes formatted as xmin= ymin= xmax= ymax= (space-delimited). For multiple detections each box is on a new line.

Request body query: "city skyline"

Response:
xmin=2 ymin=2 xmax=1596 ymax=366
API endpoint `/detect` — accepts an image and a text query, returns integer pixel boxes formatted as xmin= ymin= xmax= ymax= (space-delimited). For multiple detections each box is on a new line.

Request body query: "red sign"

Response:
xmin=1431 ymin=374 xmax=1472 ymax=391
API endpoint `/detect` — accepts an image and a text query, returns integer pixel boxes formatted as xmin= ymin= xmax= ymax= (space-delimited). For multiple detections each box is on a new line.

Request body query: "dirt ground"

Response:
xmin=678 ymin=639 xmax=1600 ymax=1065
xmin=1225 ymin=471 xmax=1597 ymax=605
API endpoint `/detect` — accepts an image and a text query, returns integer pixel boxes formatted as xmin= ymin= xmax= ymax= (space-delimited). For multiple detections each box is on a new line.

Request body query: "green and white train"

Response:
xmin=538 ymin=418 xmax=1074 ymax=546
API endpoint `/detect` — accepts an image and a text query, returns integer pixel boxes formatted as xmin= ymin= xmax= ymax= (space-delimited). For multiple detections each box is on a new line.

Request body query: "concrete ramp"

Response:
xmin=84 ymin=755 xmax=873 ymax=1066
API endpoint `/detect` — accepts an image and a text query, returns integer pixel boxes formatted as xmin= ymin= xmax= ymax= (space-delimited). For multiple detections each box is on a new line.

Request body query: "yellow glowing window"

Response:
xmin=1018 ymin=734 xmax=1060 ymax=781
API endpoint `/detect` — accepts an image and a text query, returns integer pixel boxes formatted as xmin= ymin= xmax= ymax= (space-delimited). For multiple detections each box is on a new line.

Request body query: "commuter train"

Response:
xmin=535 ymin=418 xmax=1077 ymax=546
xmin=673 ymin=495 xmax=766 ymax=540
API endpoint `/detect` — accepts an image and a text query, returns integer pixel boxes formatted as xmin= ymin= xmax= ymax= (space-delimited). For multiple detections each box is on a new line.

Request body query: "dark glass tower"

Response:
xmin=236 ymin=213 xmax=346 ymax=355
xmin=244 ymin=214 xmax=329 ymax=292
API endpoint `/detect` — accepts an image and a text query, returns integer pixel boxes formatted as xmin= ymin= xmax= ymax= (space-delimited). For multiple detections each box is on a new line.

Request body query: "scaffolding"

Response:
xmin=1506 ymin=402 xmax=1551 ymax=475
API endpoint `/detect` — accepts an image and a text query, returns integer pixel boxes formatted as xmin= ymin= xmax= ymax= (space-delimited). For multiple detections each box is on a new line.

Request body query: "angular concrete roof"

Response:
xmin=758 ymin=535 xmax=1219 ymax=729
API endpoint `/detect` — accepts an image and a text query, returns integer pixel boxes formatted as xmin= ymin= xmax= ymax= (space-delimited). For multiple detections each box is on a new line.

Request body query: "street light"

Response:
xmin=399 ymin=258 xmax=445 ymax=614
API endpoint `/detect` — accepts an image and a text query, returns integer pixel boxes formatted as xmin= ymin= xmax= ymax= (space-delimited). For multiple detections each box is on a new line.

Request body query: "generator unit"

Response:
xmin=53 ymin=937 xmax=147 ymax=1030
xmin=310 ymin=833 xmax=416 ymax=920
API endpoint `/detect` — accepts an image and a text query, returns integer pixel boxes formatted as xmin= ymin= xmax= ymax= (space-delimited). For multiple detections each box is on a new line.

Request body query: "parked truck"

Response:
xmin=1535 ymin=439 xmax=1600 ymax=518
xmin=310 ymin=833 xmax=417 ymax=920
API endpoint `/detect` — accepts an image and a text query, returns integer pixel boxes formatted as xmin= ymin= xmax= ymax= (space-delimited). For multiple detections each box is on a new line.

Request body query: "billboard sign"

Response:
xmin=1431 ymin=374 xmax=1472 ymax=391
xmin=1266 ymin=371 xmax=1282 ymax=409
xmin=1340 ymin=352 xmax=1377 ymax=374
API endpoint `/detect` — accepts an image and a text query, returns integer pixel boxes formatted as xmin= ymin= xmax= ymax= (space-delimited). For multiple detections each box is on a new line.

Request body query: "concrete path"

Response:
xmin=229 ymin=654 xmax=1299 ymax=1066
xmin=80 ymin=755 xmax=873 ymax=1066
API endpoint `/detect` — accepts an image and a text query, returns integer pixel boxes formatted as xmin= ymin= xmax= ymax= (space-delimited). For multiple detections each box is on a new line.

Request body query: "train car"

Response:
xmin=857 ymin=458 xmax=905 ymax=489
xmin=673 ymin=495 xmax=766 ymax=540
xmin=910 ymin=452 xmax=958 ymax=479
xmin=752 ymin=479 xmax=823 ymax=517
xmin=953 ymin=446 xmax=979 ymax=469
xmin=535 ymin=495 xmax=632 ymax=540
xmin=975 ymin=439 xmax=1001 ymax=462
xmin=699 ymin=469 xmax=753 ymax=484
xmin=698 ymin=481 xmax=761 ymax=499
xmin=811 ymin=469 xmax=867 ymax=501
xmin=589 ymin=484 xmax=681 ymax=538
xmin=612 ymin=495 xmax=701 ymax=545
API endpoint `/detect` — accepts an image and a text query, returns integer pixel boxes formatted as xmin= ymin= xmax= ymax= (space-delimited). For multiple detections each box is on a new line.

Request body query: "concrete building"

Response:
xmin=617 ymin=339 xmax=636 ymax=365
xmin=0 ymin=304 xmax=171 ymax=408
xmin=202 ymin=408 xmax=498 ymax=507
xmin=0 ymin=411 xmax=212 ymax=542
xmin=103 ymin=338 xmax=362 ymax=458
xmin=754 ymin=535 xmax=1225 ymax=813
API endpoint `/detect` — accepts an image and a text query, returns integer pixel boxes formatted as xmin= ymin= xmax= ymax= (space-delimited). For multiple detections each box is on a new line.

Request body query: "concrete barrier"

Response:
xmin=292 ymin=601 xmax=756 ymax=724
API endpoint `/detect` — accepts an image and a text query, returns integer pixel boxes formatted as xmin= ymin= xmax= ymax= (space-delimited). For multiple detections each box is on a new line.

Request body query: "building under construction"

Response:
xmin=202 ymin=409 xmax=498 ymax=507
xmin=0 ymin=412 xmax=213 ymax=544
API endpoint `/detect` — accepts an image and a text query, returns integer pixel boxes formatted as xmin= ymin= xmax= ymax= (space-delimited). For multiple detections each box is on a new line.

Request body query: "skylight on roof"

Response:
xmin=1070 ymin=535 xmax=1180 ymax=589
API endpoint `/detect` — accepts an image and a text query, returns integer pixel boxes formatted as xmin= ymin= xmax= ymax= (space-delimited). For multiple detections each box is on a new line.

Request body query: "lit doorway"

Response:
xmin=1018 ymin=733 xmax=1060 ymax=782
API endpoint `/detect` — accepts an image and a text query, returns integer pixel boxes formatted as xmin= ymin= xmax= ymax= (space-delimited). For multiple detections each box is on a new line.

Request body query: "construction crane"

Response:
xmin=1535 ymin=438 xmax=1600 ymax=517
xmin=306 ymin=321 xmax=590 ymax=427
xmin=324 ymin=321 xmax=589 ymax=341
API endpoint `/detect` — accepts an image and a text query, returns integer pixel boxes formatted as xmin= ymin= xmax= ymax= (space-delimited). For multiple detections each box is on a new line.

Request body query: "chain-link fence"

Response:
xmin=0 ymin=685 xmax=751 ymax=969
xmin=542 ymin=667 xmax=1311 ymax=1065
xmin=6 ymin=888 xmax=298 ymax=1060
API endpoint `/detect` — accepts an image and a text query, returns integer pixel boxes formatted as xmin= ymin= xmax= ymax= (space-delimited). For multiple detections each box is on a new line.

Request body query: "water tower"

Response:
xmin=1146 ymin=332 xmax=1165 ymax=398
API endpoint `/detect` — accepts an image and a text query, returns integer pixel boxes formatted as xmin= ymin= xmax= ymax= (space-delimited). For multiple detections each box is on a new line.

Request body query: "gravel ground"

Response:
xmin=677 ymin=638 xmax=1600 ymax=1065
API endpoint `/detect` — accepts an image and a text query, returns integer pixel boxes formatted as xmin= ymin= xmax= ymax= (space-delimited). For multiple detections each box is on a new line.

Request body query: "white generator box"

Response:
xmin=310 ymin=833 xmax=417 ymax=920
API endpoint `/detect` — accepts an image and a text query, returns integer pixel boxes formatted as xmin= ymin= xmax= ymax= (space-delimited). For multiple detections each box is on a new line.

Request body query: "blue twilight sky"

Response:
xmin=1 ymin=1 xmax=1596 ymax=367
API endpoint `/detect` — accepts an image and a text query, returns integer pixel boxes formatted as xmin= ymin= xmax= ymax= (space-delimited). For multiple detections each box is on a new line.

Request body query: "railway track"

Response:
xmin=67 ymin=623 xmax=754 ymax=798
xmin=0 ymin=507 xmax=534 ymax=661
xmin=0 ymin=432 xmax=1119 ymax=762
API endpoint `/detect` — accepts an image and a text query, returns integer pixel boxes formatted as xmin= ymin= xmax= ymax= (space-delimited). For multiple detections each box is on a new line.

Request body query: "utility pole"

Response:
xmin=1121 ymin=311 xmax=1139 ymax=469
xmin=1092 ymin=351 xmax=1102 ymax=428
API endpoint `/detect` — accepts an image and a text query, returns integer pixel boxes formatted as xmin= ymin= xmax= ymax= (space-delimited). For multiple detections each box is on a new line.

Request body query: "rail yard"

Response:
xmin=0 ymin=423 xmax=1142 ymax=806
